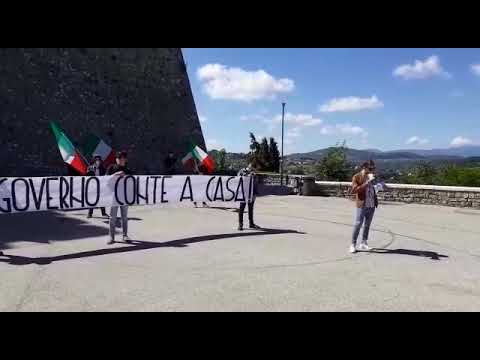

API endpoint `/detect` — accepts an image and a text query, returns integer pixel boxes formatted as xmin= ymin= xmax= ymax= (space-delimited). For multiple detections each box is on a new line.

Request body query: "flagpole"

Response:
xmin=280 ymin=102 xmax=286 ymax=186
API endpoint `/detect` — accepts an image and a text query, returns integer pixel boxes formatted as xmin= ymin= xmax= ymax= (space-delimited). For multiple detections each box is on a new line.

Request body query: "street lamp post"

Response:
xmin=280 ymin=102 xmax=286 ymax=186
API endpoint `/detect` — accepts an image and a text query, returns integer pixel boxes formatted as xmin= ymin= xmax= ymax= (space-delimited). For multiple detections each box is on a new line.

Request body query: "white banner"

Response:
xmin=0 ymin=175 xmax=253 ymax=214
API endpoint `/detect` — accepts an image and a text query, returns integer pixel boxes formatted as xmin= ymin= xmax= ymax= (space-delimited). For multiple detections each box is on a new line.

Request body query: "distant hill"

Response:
xmin=209 ymin=145 xmax=480 ymax=172
xmin=395 ymin=145 xmax=480 ymax=158
xmin=286 ymin=147 xmax=427 ymax=163
xmin=286 ymin=145 xmax=480 ymax=163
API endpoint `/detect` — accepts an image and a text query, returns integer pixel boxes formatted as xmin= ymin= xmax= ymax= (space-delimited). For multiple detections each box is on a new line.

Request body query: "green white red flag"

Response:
xmin=50 ymin=122 xmax=88 ymax=175
xmin=182 ymin=143 xmax=215 ymax=174
xmin=82 ymin=133 xmax=116 ymax=167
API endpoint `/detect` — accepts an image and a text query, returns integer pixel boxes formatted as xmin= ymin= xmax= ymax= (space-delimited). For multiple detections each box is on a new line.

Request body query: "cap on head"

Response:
xmin=117 ymin=150 xmax=128 ymax=159
xmin=93 ymin=154 xmax=102 ymax=161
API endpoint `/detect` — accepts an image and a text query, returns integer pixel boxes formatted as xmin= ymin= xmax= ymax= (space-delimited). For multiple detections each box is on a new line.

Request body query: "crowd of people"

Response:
xmin=81 ymin=150 xmax=261 ymax=246
xmin=0 ymin=148 xmax=382 ymax=255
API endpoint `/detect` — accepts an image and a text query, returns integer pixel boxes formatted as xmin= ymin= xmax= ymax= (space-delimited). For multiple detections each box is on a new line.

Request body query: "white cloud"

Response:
xmin=198 ymin=115 xmax=207 ymax=123
xmin=406 ymin=136 xmax=430 ymax=145
xmin=197 ymin=63 xmax=295 ymax=102
xmin=206 ymin=139 xmax=224 ymax=150
xmin=242 ymin=113 xmax=322 ymax=128
xmin=471 ymin=64 xmax=480 ymax=76
xmin=240 ymin=114 xmax=267 ymax=122
xmin=320 ymin=124 xmax=368 ymax=138
xmin=393 ymin=55 xmax=450 ymax=80
xmin=270 ymin=113 xmax=323 ymax=127
xmin=287 ymin=127 xmax=302 ymax=139
xmin=450 ymin=136 xmax=473 ymax=147
xmin=319 ymin=96 xmax=383 ymax=113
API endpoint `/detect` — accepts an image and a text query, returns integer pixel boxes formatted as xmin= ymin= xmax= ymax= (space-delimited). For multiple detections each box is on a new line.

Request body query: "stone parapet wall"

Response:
xmin=315 ymin=181 xmax=480 ymax=209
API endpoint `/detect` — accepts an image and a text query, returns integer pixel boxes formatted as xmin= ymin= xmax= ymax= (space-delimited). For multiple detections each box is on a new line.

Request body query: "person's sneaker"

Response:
xmin=123 ymin=235 xmax=133 ymax=243
xmin=359 ymin=243 xmax=370 ymax=251
xmin=202 ymin=203 xmax=209 ymax=208
xmin=107 ymin=239 xmax=115 ymax=245
xmin=87 ymin=214 xmax=92 ymax=219
xmin=238 ymin=224 xmax=244 ymax=231
xmin=249 ymin=224 xmax=261 ymax=229
xmin=349 ymin=244 xmax=357 ymax=254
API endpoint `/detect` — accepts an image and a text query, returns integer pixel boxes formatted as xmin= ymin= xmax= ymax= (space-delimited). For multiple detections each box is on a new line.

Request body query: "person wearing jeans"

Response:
xmin=109 ymin=206 xmax=128 ymax=241
xmin=193 ymin=162 xmax=208 ymax=208
xmin=107 ymin=151 xmax=133 ymax=245
xmin=237 ymin=163 xmax=260 ymax=231
xmin=350 ymin=160 xmax=378 ymax=253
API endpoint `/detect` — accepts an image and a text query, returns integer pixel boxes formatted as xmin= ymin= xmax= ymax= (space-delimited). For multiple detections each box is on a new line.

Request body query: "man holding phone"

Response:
xmin=349 ymin=160 xmax=378 ymax=253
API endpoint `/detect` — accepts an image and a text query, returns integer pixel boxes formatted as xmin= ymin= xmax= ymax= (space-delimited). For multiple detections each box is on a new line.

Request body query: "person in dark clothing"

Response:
xmin=193 ymin=162 xmax=208 ymax=208
xmin=237 ymin=163 xmax=260 ymax=231
xmin=107 ymin=151 xmax=134 ymax=244
xmin=164 ymin=151 xmax=177 ymax=175
xmin=86 ymin=155 xmax=108 ymax=218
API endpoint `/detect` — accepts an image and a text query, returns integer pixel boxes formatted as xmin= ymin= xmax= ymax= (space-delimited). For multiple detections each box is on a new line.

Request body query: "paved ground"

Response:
xmin=1 ymin=196 xmax=480 ymax=311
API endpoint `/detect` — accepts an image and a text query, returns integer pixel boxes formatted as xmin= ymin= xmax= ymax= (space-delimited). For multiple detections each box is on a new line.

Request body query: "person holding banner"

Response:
xmin=238 ymin=163 xmax=260 ymax=231
xmin=193 ymin=163 xmax=209 ymax=208
xmin=86 ymin=155 xmax=109 ymax=219
xmin=107 ymin=151 xmax=133 ymax=244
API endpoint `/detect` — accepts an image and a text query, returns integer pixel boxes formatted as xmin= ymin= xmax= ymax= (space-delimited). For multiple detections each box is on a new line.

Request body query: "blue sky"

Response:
xmin=183 ymin=48 xmax=480 ymax=154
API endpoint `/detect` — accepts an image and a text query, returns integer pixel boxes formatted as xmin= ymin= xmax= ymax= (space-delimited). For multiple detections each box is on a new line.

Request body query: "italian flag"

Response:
xmin=50 ymin=122 xmax=88 ymax=175
xmin=82 ymin=133 xmax=116 ymax=167
xmin=182 ymin=143 xmax=215 ymax=174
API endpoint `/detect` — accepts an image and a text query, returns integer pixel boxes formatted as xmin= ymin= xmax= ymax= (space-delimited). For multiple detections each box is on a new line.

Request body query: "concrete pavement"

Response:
xmin=1 ymin=196 xmax=480 ymax=311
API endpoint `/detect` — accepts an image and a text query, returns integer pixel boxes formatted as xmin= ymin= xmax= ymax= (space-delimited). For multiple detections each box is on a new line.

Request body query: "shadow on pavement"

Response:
xmin=0 ymin=228 xmax=306 ymax=266
xmin=0 ymin=211 xmax=109 ymax=250
xmin=378 ymin=201 xmax=405 ymax=206
xmin=206 ymin=206 xmax=240 ymax=213
xmin=369 ymin=248 xmax=449 ymax=260
xmin=101 ymin=218 xmax=143 ymax=226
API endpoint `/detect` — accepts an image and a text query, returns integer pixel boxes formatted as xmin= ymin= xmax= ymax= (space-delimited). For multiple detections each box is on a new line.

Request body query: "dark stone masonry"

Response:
xmin=0 ymin=48 xmax=204 ymax=176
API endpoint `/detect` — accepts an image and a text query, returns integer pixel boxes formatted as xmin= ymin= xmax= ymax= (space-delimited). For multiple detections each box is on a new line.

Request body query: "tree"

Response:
xmin=289 ymin=165 xmax=305 ymax=175
xmin=259 ymin=137 xmax=272 ymax=171
xmin=217 ymin=148 xmax=226 ymax=172
xmin=435 ymin=164 xmax=480 ymax=187
xmin=248 ymin=132 xmax=260 ymax=167
xmin=402 ymin=161 xmax=437 ymax=185
xmin=314 ymin=142 xmax=353 ymax=181
xmin=269 ymin=137 xmax=280 ymax=172
xmin=209 ymin=149 xmax=228 ymax=173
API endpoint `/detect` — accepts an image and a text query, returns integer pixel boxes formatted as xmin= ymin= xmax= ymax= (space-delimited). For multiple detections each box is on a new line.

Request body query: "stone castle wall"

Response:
xmin=0 ymin=48 xmax=204 ymax=176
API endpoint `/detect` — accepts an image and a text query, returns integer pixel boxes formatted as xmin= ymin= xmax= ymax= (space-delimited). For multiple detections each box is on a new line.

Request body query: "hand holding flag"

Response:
xmin=182 ymin=143 xmax=215 ymax=174
xmin=50 ymin=122 xmax=88 ymax=175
